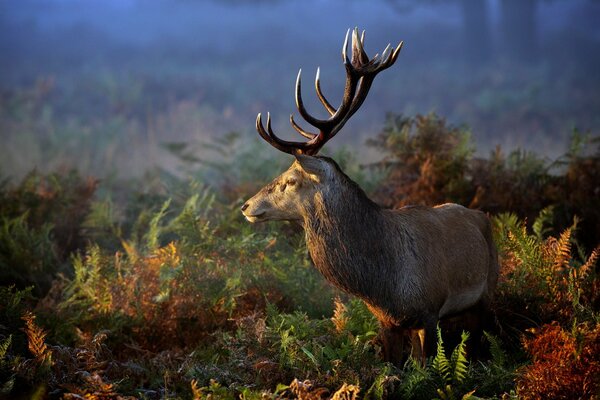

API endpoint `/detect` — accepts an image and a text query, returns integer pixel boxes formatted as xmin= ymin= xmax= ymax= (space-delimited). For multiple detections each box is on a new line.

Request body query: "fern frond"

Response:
xmin=551 ymin=227 xmax=573 ymax=272
xmin=21 ymin=312 xmax=52 ymax=366
xmin=0 ymin=335 xmax=11 ymax=367
xmin=364 ymin=365 xmax=394 ymax=400
xmin=120 ymin=239 xmax=139 ymax=263
xmin=331 ymin=382 xmax=360 ymax=400
xmin=532 ymin=205 xmax=555 ymax=240
xmin=144 ymin=199 xmax=171 ymax=251
xmin=432 ymin=326 xmax=451 ymax=383
xmin=400 ymin=357 xmax=431 ymax=398
xmin=190 ymin=379 xmax=202 ymax=400
xmin=331 ymin=297 xmax=348 ymax=333
xmin=484 ymin=331 xmax=507 ymax=368
xmin=578 ymin=246 xmax=599 ymax=280
xmin=450 ymin=331 xmax=470 ymax=384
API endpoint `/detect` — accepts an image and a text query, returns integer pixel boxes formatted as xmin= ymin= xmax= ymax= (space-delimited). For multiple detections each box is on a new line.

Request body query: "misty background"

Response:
xmin=1 ymin=0 xmax=599 ymax=178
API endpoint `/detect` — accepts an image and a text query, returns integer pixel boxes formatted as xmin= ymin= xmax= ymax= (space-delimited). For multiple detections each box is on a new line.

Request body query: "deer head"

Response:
xmin=242 ymin=28 xmax=403 ymax=223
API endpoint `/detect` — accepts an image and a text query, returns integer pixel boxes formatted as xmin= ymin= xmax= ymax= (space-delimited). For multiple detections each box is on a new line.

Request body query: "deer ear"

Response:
xmin=295 ymin=154 xmax=328 ymax=178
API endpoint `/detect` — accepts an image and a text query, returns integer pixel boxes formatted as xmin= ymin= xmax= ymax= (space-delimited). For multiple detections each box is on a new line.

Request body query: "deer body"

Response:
xmin=243 ymin=156 xmax=498 ymax=362
xmin=242 ymin=29 xmax=498 ymax=363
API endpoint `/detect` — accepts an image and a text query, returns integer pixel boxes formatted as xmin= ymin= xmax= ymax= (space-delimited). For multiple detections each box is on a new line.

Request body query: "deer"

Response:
xmin=241 ymin=28 xmax=499 ymax=364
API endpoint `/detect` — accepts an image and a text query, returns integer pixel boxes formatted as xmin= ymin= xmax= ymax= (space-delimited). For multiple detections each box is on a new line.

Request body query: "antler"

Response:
xmin=256 ymin=28 xmax=403 ymax=156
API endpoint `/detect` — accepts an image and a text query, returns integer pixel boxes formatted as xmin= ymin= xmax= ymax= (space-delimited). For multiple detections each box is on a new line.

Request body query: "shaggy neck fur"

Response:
xmin=302 ymin=170 xmax=411 ymax=313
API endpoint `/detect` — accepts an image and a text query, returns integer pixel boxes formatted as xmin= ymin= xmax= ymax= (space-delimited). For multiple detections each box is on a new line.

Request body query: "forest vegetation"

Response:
xmin=1 ymin=113 xmax=599 ymax=399
xmin=1 ymin=1 xmax=599 ymax=398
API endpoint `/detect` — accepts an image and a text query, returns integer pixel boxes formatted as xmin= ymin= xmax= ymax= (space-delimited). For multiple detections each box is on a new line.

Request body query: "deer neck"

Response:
xmin=302 ymin=180 xmax=388 ymax=299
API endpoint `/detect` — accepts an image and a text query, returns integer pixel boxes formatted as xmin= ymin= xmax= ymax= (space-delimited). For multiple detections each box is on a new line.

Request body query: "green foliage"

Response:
xmin=532 ymin=205 xmax=555 ymax=240
xmin=61 ymin=246 xmax=112 ymax=318
xmin=144 ymin=199 xmax=171 ymax=251
xmin=432 ymin=328 xmax=452 ymax=384
xmin=0 ymin=335 xmax=15 ymax=395
xmin=396 ymin=329 xmax=482 ymax=400
xmin=0 ymin=286 xmax=35 ymax=353
xmin=432 ymin=327 xmax=469 ymax=388
xmin=0 ymin=112 xmax=598 ymax=397
xmin=0 ymin=170 xmax=97 ymax=295
xmin=363 ymin=364 xmax=395 ymax=400
xmin=0 ymin=214 xmax=58 ymax=294
xmin=466 ymin=333 xmax=516 ymax=397
xmin=484 ymin=332 xmax=507 ymax=369
xmin=493 ymin=208 xmax=598 ymax=326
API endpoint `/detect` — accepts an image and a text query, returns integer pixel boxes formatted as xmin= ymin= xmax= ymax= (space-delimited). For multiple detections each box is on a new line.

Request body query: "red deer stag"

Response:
xmin=241 ymin=28 xmax=499 ymax=364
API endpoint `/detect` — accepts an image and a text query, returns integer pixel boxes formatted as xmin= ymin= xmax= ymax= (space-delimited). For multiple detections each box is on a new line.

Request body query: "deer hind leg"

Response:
xmin=379 ymin=325 xmax=410 ymax=366
xmin=441 ymin=298 xmax=495 ymax=360
xmin=421 ymin=317 xmax=439 ymax=363
xmin=465 ymin=297 xmax=497 ymax=360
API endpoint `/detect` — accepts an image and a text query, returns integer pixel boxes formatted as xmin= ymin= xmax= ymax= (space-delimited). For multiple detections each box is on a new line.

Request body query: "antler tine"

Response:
xmin=381 ymin=44 xmax=392 ymax=64
xmin=322 ymin=39 xmax=404 ymax=140
xmin=315 ymin=67 xmax=336 ymax=116
xmin=290 ymin=114 xmax=317 ymax=139
xmin=391 ymin=41 xmax=404 ymax=64
xmin=296 ymin=67 xmax=356 ymax=129
xmin=256 ymin=113 xmax=296 ymax=155
xmin=295 ymin=69 xmax=327 ymax=127
xmin=257 ymin=112 xmax=321 ymax=155
xmin=351 ymin=28 xmax=369 ymax=66
xmin=378 ymin=41 xmax=404 ymax=70
xmin=342 ymin=29 xmax=350 ymax=65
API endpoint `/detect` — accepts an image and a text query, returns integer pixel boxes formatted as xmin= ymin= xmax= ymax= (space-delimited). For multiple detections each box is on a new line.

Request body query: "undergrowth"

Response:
xmin=0 ymin=115 xmax=598 ymax=398
xmin=369 ymin=113 xmax=600 ymax=250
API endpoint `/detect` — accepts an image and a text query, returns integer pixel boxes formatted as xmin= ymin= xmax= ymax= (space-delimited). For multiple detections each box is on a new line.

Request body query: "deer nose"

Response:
xmin=241 ymin=203 xmax=249 ymax=212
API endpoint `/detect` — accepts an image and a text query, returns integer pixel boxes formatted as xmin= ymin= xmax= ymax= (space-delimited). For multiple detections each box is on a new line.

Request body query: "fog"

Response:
xmin=1 ymin=0 xmax=599 ymax=176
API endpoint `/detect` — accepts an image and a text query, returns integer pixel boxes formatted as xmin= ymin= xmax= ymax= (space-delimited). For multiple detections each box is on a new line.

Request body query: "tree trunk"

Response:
xmin=500 ymin=0 xmax=538 ymax=62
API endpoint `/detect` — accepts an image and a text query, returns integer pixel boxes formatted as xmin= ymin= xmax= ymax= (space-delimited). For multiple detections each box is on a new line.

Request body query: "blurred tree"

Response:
xmin=460 ymin=0 xmax=492 ymax=63
xmin=500 ymin=0 xmax=539 ymax=62
xmin=386 ymin=0 xmax=494 ymax=63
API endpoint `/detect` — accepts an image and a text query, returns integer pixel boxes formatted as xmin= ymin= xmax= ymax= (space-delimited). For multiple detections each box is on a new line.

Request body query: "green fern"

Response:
xmin=450 ymin=331 xmax=470 ymax=384
xmin=61 ymin=245 xmax=109 ymax=314
xmin=168 ymin=187 xmax=216 ymax=248
xmin=364 ymin=364 xmax=394 ymax=400
xmin=484 ymin=332 xmax=506 ymax=368
xmin=83 ymin=198 xmax=122 ymax=249
xmin=340 ymin=299 xmax=379 ymax=339
xmin=0 ymin=336 xmax=15 ymax=395
xmin=493 ymin=212 xmax=544 ymax=273
xmin=532 ymin=205 xmax=555 ymax=240
xmin=399 ymin=357 xmax=431 ymax=399
xmin=429 ymin=327 xmax=473 ymax=399
xmin=0 ymin=335 xmax=11 ymax=368
xmin=144 ymin=199 xmax=171 ymax=251
xmin=432 ymin=326 xmax=451 ymax=383
xmin=0 ymin=213 xmax=57 ymax=294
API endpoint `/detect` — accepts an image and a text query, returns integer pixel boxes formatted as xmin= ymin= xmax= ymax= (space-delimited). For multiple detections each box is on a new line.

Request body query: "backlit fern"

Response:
xmin=0 ymin=121 xmax=598 ymax=398
xmin=22 ymin=311 xmax=52 ymax=368
xmin=493 ymin=208 xmax=599 ymax=324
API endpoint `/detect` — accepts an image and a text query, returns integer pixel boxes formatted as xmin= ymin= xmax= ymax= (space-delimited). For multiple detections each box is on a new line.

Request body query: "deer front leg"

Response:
xmin=410 ymin=328 xmax=426 ymax=363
